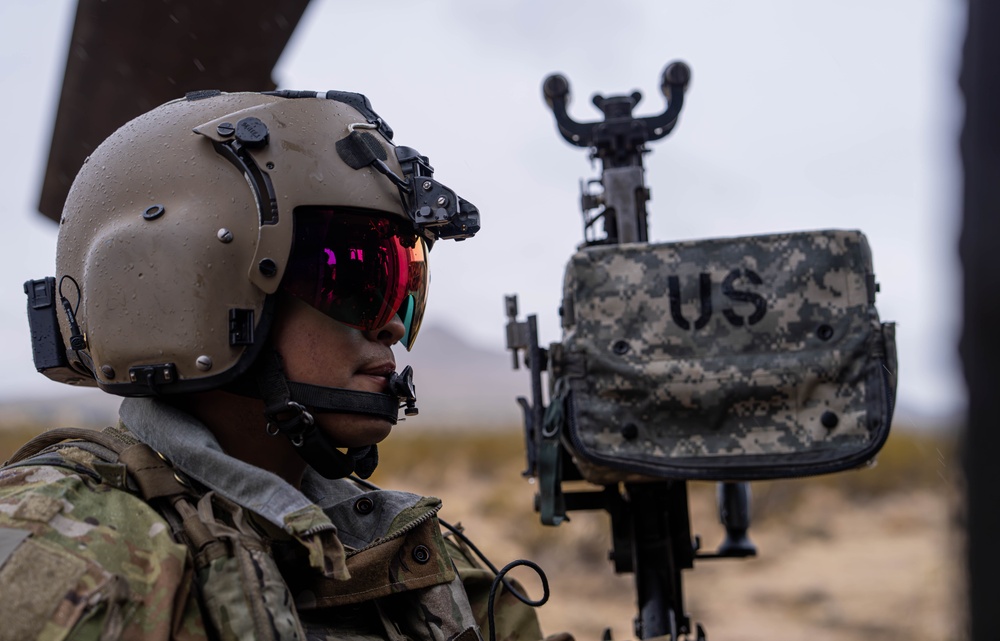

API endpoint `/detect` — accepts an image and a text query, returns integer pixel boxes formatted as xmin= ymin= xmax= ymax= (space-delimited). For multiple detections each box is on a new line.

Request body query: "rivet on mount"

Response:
xmin=217 ymin=228 xmax=234 ymax=243
xmin=142 ymin=204 xmax=165 ymax=221
xmin=100 ymin=365 xmax=115 ymax=379
xmin=196 ymin=355 xmax=213 ymax=371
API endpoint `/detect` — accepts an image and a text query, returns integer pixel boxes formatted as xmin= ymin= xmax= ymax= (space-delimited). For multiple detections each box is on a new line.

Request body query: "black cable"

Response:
xmin=57 ymin=275 xmax=88 ymax=352
xmin=437 ymin=519 xmax=530 ymax=603
xmin=487 ymin=560 xmax=549 ymax=641
xmin=57 ymin=274 xmax=82 ymax=316
xmin=346 ymin=480 xmax=552 ymax=639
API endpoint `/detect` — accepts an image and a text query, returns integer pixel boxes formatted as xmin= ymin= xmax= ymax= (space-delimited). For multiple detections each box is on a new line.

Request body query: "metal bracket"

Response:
xmin=128 ymin=363 xmax=177 ymax=388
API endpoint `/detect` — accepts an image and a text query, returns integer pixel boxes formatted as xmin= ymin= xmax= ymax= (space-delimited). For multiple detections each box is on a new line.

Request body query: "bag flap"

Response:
xmin=554 ymin=229 xmax=894 ymax=481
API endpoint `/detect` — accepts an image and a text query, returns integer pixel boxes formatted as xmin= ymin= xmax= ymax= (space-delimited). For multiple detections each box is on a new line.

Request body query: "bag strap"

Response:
xmin=3 ymin=426 xmax=215 ymax=547
xmin=537 ymin=379 xmax=569 ymax=526
xmin=4 ymin=427 xmax=128 ymax=466
xmin=8 ymin=426 xmax=188 ymax=501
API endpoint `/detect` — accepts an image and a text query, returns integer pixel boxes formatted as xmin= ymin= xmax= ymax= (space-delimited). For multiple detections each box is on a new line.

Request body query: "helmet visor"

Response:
xmin=283 ymin=208 xmax=429 ymax=350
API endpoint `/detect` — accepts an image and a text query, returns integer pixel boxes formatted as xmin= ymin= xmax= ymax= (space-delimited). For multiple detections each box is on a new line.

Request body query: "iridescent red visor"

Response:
xmin=282 ymin=208 xmax=429 ymax=350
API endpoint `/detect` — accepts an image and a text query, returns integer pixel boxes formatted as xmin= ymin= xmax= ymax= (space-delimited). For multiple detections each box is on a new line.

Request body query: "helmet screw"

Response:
xmin=196 ymin=355 xmax=213 ymax=371
xmin=422 ymin=181 xmax=433 ymax=191
xmin=258 ymin=258 xmax=278 ymax=277
xmin=216 ymin=122 xmax=236 ymax=137
xmin=217 ymin=228 xmax=234 ymax=243
xmin=436 ymin=196 xmax=449 ymax=207
xmin=100 ymin=365 xmax=115 ymax=379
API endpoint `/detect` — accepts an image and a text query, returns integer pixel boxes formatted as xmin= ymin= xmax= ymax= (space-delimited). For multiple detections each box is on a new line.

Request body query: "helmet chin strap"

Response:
xmin=252 ymin=349 xmax=417 ymax=479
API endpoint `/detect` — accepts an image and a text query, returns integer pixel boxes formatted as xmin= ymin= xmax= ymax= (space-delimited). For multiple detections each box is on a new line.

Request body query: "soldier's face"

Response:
xmin=271 ymin=293 xmax=405 ymax=447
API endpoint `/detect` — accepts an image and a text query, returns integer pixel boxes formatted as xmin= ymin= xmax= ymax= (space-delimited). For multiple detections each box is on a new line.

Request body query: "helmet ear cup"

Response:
xmin=75 ymin=191 xmax=261 ymax=390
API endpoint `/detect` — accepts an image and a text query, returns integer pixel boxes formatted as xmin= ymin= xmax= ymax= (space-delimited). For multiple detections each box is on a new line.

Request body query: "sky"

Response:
xmin=0 ymin=0 xmax=967 ymax=425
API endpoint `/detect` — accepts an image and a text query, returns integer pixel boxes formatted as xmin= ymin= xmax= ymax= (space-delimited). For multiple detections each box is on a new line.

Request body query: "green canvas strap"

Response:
xmin=4 ymin=427 xmax=127 ymax=465
xmin=538 ymin=379 xmax=569 ymax=526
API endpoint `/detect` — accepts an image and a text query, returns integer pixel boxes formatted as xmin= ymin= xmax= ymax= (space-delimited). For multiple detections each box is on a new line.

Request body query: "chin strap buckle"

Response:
xmin=389 ymin=365 xmax=419 ymax=417
xmin=264 ymin=401 xmax=315 ymax=446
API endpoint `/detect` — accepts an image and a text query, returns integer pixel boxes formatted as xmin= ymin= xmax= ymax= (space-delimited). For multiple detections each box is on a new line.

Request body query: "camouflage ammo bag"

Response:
xmin=550 ymin=229 xmax=897 ymax=482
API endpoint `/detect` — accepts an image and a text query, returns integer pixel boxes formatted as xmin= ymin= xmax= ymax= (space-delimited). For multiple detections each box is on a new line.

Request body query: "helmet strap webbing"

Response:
xmin=253 ymin=349 xmax=396 ymax=479
xmin=284 ymin=380 xmax=399 ymax=422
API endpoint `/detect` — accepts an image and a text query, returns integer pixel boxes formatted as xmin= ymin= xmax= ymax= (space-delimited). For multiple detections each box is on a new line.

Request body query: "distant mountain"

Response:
xmin=397 ymin=325 xmax=531 ymax=429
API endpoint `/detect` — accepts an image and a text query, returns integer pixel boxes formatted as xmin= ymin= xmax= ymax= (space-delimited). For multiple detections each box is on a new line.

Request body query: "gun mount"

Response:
xmin=505 ymin=62 xmax=757 ymax=641
xmin=504 ymin=60 xmax=896 ymax=640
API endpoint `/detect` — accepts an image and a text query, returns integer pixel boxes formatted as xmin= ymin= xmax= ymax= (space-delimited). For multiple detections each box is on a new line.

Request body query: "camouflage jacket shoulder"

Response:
xmin=0 ymin=442 xmax=201 ymax=640
xmin=0 ymin=426 xmax=546 ymax=641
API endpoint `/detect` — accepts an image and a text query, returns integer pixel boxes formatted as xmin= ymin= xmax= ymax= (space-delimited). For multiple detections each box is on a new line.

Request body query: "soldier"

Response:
xmin=0 ymin=90 xmax=545 ymax=641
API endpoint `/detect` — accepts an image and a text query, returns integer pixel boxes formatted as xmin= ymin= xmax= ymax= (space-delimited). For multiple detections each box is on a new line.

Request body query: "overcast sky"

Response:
xmin=0 ymin=0 xmax=966 ymax=425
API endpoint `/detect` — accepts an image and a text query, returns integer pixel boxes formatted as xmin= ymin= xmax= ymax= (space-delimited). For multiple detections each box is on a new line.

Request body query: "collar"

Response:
xmin=119 ymin=396 xmax=349 ymax=578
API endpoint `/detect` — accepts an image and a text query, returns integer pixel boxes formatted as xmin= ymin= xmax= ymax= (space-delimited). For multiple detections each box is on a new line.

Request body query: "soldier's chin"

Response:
xmin=316 ymin=414 xmax=393 ymax=448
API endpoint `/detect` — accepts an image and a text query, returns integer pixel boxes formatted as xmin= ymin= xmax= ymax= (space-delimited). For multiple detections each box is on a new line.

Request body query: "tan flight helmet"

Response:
xmin=34 ymin=89 xmax=479 ymax=396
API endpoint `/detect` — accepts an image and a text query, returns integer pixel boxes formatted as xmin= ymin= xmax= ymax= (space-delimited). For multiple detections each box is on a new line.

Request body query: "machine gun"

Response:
xmin=505 ymin=62 xmax=897 ymax=640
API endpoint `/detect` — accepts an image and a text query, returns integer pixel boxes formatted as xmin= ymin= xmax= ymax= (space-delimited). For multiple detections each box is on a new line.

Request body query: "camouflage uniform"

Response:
xmin=0 ymin=397 xmax=544 ymax=641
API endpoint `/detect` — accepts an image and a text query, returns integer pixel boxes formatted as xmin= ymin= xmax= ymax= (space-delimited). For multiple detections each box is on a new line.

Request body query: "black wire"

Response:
xmin=348 ymin=475 xmax=379 ymax=490
xmin=57 ymin=275 xmax=82 ymax=316
xmin=57 ymin=274 xmax=91 ymax=359
xmin=438 ymin=519 xmax=549 ymax=608
xmin=487 ymin=560 xmax=549 ymax=641
xmin=346 ymin=481 xmax=553 ymax=640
